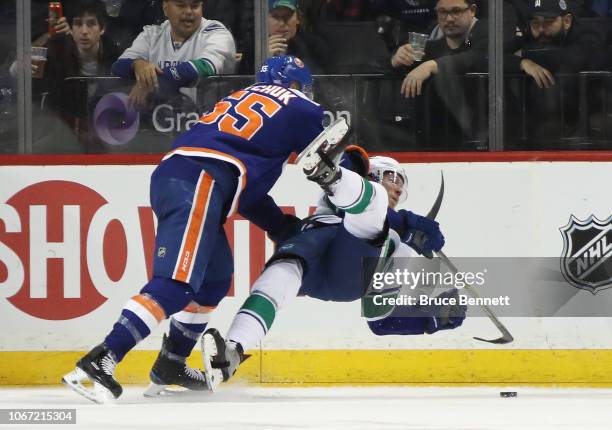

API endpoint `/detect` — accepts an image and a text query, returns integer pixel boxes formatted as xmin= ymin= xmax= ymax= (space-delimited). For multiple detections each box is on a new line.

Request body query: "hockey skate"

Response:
xmin=62 ymin=344 xmax=122 ymax=404
xmin=144 ymin=334 xmax=209 ymax=397
xmin=201 ymin=328 xmax=244 ymax=391
xmin=296 ymin=117 xmax=350 ymax=191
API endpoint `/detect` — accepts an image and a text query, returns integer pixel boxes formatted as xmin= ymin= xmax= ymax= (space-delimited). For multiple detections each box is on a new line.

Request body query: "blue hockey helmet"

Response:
xmin=256 ymin=56 xmax=314 ymax=99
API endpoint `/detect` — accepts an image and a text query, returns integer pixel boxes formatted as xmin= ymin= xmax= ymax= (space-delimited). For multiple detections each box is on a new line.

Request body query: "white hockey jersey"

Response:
xmin=119 ymin=18 xmax=236 ymax=76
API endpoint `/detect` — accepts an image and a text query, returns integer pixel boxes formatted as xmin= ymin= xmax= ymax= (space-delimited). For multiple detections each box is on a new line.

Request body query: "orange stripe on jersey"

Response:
xmin=162 ymin=147 xmax=247 ymax=184
xmin=132 ymin=294 xmax=166 ymax=322
xmin=183 ymin=302 xmax=216 ymax=314
xmin=162 ymin=147 xmax=247 ymax=217
xmin=174 ymin=172 xmax=214 ymax=283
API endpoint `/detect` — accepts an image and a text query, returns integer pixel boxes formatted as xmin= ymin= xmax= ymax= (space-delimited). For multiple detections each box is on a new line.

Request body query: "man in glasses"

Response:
xmin=111 ymin=0 xmax=236 ymax=108
xmin=389 ymin=0 xmax=486 ymax=150
xmin=395 ymin=0 xmax=485 ymax=98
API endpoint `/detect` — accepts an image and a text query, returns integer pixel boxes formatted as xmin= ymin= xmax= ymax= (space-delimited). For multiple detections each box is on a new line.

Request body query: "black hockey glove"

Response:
xmin=425 ymin=289 xmax=467 ymax=334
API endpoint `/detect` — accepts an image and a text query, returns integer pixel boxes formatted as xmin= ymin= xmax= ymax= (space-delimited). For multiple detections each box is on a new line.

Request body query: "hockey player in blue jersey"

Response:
xmin=201 ymin=148 xmax=465 ymax=387
xmin=62 ymin=55 xmax=351 ymax=403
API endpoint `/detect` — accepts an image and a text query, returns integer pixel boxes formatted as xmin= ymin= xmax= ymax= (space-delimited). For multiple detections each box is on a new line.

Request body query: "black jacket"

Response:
xmin=505 ymin=16 xmax=607 ymax=73
xmin=43 ymin=33 xmax=120 ymax=123
xmin=421 ymin=19 xmax=489 ymax=75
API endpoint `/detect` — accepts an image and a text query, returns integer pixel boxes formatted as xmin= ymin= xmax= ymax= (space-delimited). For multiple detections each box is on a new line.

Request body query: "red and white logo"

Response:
xmin=0 ymin=180 xmax=154 ymax=320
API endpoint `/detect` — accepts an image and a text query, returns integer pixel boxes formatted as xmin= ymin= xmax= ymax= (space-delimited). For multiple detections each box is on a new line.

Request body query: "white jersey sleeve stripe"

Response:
xmin=204 ymin=24 xmax=225 ymax=32
xmin=188 ymin=61 xmax=199 ymax=74
xmin=117 ymin=19 xmax=235 ymax=75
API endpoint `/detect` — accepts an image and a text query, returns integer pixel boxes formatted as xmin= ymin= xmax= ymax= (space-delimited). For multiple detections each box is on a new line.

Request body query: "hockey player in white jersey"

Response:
xmin=111 ymin=0 xmax=236 ymax=107
xmin=201 ymin=147 xmax=463 ymax=388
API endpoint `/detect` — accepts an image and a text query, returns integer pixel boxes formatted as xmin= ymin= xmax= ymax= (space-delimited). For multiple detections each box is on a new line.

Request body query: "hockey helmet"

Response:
xmin=256 ymin=56 xmax=314 ymax=99
xmin=368 ymin=156 xmax=408 ymax=203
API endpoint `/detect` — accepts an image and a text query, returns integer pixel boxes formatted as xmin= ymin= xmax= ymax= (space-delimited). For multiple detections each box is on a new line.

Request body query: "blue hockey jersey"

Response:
xmin=163 ymin=84 xmax=324 ymax=215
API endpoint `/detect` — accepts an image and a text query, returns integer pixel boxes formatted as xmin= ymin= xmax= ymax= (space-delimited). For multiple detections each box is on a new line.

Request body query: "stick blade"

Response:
xmin=473 ymin=334 xmax=514 ymax=345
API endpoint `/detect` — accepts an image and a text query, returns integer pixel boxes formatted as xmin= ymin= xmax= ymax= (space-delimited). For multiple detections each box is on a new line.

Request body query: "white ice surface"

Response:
xmin=1 ymin=386 xmax=612 ymax=430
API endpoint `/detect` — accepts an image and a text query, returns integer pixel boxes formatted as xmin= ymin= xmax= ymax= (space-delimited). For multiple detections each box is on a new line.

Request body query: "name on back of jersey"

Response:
xmin=248 ymin=85 xmax=297 ymax=106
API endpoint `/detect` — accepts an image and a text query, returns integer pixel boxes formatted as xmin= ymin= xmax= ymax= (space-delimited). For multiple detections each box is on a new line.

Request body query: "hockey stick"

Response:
xmin=415 ymin=173 xmax=513 ymax=344
xmin=436 ymin=250 xmax=514 ymax=344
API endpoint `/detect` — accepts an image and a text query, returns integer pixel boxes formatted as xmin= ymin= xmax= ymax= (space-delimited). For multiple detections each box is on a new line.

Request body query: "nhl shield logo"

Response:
xmin=560 ymin=215 xmax=612 ymax=294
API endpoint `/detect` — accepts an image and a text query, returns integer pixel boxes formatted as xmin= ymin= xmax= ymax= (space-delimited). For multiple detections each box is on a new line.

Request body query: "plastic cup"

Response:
xmin=31 ymin=47 xmax=47 ymax=79
xmin=409 ymin=32 xmax=428 ymax=62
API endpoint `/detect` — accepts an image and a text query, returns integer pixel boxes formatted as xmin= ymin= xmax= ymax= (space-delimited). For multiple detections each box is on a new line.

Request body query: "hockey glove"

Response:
xmin=425 ymin=289 xmax=467 ymax=334
xmin=404 ymin=211 xmax=445 ymax=258
xmin=339 ymin=145 xmax=370 ymax=177
xmin=367 ymin=315 xmax=430 ymax=336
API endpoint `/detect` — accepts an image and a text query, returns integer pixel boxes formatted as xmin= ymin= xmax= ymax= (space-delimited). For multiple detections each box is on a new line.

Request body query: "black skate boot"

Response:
xmin=62 ymin=343 xmax=122 ymax=403
xmin=144 ymin=334 xmax=209 ymax=397
xmin=296 ymin=117 xmax=351 ymax=193
xmin=201 ymin=328 xmax=245 ymax=391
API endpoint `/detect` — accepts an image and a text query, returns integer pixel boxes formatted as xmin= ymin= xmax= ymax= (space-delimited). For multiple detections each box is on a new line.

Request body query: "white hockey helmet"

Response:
xmin=368 ymin=156 xmax=408 ymax=203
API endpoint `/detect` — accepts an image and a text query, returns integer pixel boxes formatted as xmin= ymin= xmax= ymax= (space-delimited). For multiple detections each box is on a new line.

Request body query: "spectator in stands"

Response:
xmin=396 ymin=0 xmax=486 ymax=98
xmin=386 ymin=0 xmax=487 ymax=149
xmin=508 ymin=0 xmax=606 ymax=88
xmin=111 ymin=0 xmax=236 ymax=108
xmin=267 ymin=0 xmax=330 ymax=73
xmin=6 ymin=1 xmax=121 ymax=152
xmin=505 ymin=0 xmax=607 ymax=146
xmin=45 ymin=1 xmax=119 ymax=101
xmin=10 ymin=1 xmax=118 ymax=124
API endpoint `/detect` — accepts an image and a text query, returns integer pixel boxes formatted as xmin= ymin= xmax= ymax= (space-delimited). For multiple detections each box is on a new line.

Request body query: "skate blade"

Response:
xmin=201 ymin=333 xmax=223 ymax=392
xmin=296 ymin=117 xmax=349 ymax=172
xmin=143 ymin=382 xmax=167 ymax=398
xmin=62 ymin=368 xmax=115 ymax=404
xmin=143 ymin=383 xmax=214 ymax=399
